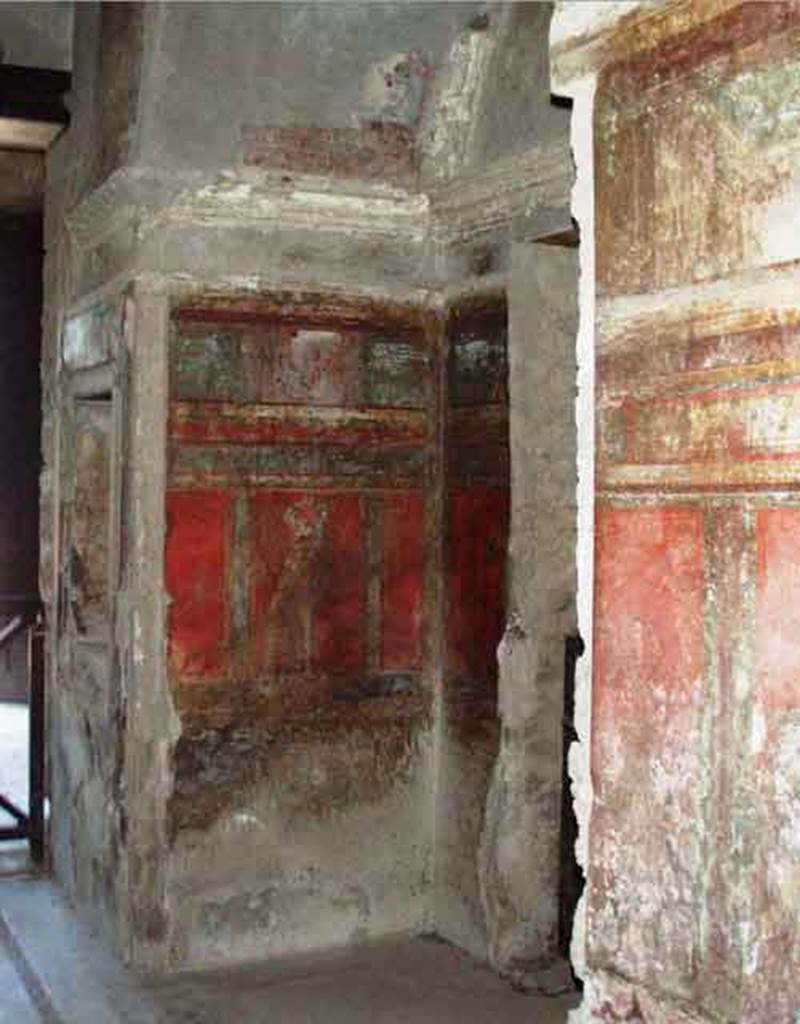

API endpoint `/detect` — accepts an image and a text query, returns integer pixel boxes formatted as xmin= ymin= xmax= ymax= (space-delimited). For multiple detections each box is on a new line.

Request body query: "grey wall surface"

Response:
xmin=137 ymin=2 xmax=482 ymax=175
xmin=0 ymin=2 xmax=73 ymax=70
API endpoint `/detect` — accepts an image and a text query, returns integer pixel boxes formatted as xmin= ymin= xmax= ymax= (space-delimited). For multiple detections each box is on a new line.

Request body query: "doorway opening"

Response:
xmin=0 ymin=207 xmax=46 ymax=867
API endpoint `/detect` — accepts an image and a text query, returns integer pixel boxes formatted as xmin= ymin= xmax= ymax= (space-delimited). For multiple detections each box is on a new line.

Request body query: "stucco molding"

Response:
xmin=145 ymin=173 xmax=430 ymax=242
xmin=429 ymin=140 xmax=573 ymax=242
xmin=64 ymin=165 xmax=204 ymax=250
xmin=64 ymin=138 xmax=573 ymax=266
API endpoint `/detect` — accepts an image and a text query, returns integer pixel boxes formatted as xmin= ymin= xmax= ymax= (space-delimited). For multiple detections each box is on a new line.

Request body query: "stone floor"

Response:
xmin=0 ymin=878 xmax=578 ymax=1023
xmin=147 ymin=937 xmax=577 ymax=1024
xmin=0 ymin=936 xmax=41 ymax=1023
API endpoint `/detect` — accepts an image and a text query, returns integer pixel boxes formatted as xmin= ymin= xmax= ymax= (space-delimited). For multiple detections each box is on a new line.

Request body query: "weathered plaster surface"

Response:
xmin=477 ymin=243 xmax=578 ymax=978
xmin=554 ymin=2 xmax=800 ymax=1021
xmin=48 ymin=296 xmax=127 ymax=948
xmin=0 ymin=2 xmax=73 ymax=70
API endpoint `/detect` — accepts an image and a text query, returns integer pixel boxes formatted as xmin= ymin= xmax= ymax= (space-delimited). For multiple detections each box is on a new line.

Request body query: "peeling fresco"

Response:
xmin=587 ymin=4 xmax=800 ymax=1022
xmin=70 ymin=402 xmax=112 ymax=633
xmin=42 ymin=0 xmax=574 ymax=976
xmin=62 ymin=300 xmax=122 ymax=370
xmin=592 ymin=504 xmax=705 ymax=996
xmin=51 ymin=303 xmax=126 ymax=950
xmin=241 ymin=121 xmax=417 ymax=182
xmin=596 ymin=10 xmax=800 ymax=297
xmin=748 ymin=508 xmax=800 ymax=1021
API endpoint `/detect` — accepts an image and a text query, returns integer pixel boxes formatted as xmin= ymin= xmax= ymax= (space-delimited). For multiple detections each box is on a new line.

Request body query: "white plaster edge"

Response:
xmin=550 ymin=0 xmax=665 ymax=90
xmin=550 ymin=0 xmax=657 ymax=51
xmin=564 ymin=73 xmax=597 ymax=1019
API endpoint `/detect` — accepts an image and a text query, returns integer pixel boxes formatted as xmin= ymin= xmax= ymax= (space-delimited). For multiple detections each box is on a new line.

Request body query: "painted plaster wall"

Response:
xmin=42 ymin=0 xmax=576 ymax=973
xmin=554 ymin=3 xmax=800 ymax=1021
xmin=47 ymin=296 xmax=130 ymax=949
xmin=41 ymin=4 xmax=158 ymax=953
xmin=161 ymin=294 xmax=438 ymax=965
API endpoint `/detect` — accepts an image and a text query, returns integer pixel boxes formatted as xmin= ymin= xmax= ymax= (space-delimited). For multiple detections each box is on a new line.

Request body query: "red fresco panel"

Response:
xmin=166 ymin=490 xmax=230 ymax=679
xmin=312 ymin=495 xmax=367 ymax=673
xmin=380 ymin=493 xmax=425 ymax=671
xmin=251 ymin=491 xmax=318 ymax=674
xmin=447 ymin=487 xmax=509 ymax=684
xmin=747 ymin=508 xmax=800 ymax=1021
xmin=591 ymin=504 xmax=705 ymax=989
xmin=756 ymin=507 xmax=800 ymax=716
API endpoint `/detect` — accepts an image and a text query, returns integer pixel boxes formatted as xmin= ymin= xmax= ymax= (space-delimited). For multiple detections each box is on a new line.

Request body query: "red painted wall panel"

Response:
xmin=167 ymin=306 xmax=433 ymax=721
xmin=166 ymin=490 xmax=230 ymax=679
xmin=756 ymin=507 xmax=800 ymax=716
xmin=593 ymin=505 xmax=705 ymax=762
xmin=447 ymin=487 xmax=509 ymax=684
xmin=250 ymin=491 xmax=314 ymax=674
xmin=591 ymin=504 xmax=705 ymax=986
xmin=250 ymin=491 xmax=368 ymax=676
xmin=381 ymin=493 xmax=425 ymax=671
xmin=312 ymin=494 xmax=367 ymax=673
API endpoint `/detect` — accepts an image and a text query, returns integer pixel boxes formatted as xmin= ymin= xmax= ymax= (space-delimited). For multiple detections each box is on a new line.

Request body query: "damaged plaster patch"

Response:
xmin=557 ymin=68 xmax=597 ymax=1020
xmin=360 ymin=51 xmax=429 ymax=126
xmin=419 ymin=26 xmax=496 ymax=183
xmin=769 ymin=720 xmax=800 ymax=887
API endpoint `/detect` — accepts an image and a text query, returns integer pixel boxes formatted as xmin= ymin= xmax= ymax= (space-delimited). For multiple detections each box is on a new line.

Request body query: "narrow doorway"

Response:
xmin=0 ymin=207 xmax=46 ymax=867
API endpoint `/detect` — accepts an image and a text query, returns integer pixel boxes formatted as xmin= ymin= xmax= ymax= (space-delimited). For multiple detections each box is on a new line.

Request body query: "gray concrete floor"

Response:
xmin=0 ymin=938 xmax=40 ymax=1023
xmin=146 ymin=938 xmax=577 ymax=1024
xmin=0 ymin=878 xmax=577 ymax=1023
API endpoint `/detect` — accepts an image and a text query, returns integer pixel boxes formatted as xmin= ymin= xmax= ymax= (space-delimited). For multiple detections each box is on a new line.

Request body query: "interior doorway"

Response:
xmin=0 ymin=207 xmax=46 ymax=865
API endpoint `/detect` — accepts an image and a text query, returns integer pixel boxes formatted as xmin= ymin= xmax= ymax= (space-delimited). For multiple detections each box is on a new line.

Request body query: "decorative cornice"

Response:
xmin=429 ymin=140 xmax=573 ymax=241
xmin=60 ymin=141 xmax=573 ymax=296
xmin=64 ymin=166 xmax=205 ymax=249
xmin=145 ymin=172 xmax=430 ymax=242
